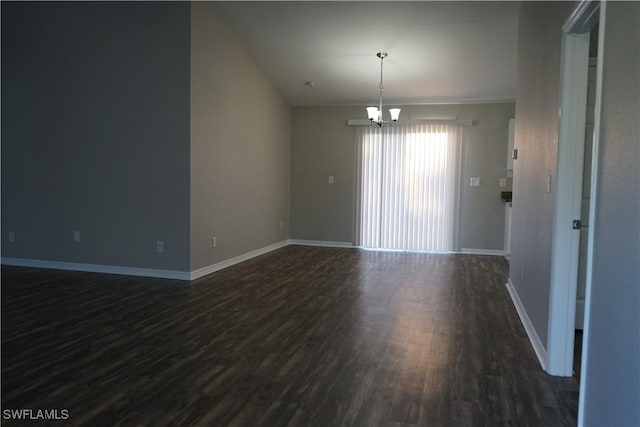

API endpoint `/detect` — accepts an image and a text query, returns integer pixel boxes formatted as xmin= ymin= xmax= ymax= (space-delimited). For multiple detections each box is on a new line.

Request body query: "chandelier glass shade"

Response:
xmin=366 ymin=52 xmax=400 ymax=126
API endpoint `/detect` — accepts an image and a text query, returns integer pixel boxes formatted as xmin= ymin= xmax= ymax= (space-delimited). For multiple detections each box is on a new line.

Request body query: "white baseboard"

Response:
xmin=189 ymin=240 xmax=289 ymax=280
xmin=2 ymin=240 xmax=291 ymax=282
xmin=288 ymin=239 xmax=354 ymax=248
xmin=3 ymin=242 xmax=505 ymax=282
xmin=505 ymin=279 xmax=548 ymax=371
xmin=460 ymin=248 xmax=507 ymax=256
xmin=1 ymin=257 xmax=191 ymax=280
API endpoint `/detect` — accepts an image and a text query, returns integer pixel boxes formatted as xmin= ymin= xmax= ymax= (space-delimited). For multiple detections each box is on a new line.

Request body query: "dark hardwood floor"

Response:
xmin=1 ymin=246 xmax=579 ymax=426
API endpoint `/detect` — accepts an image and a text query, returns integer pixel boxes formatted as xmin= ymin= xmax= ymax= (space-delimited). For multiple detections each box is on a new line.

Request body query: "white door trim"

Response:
xmin=578 ymin=2 xmax=605 ymax=424
xmin=547 ymin=31 xmax=590 ymax=377
xmin=547 ymin=0 xmax=603 ymax=383
xmin=547 ymin=0 xmax=604 ymax=382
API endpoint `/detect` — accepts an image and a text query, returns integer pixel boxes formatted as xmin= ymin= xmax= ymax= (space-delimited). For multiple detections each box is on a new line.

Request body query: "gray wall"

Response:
xmin=290 ymin=107 xmax=358 ymax=242
xmin=581 ymin=2 xmax=640 ymax=424
xmin=1 ymin=2 xmax=191 ymax=270
xmin=290 ymin=103 xmax=515 ymax=250
xmin=510 ymin=1 xmax=572 ymax=349
xmin=190 ymin=3 xmax=291 ymax=271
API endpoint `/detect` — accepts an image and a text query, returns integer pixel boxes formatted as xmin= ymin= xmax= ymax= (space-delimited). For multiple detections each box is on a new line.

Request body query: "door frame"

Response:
xmin=547 ymin=0 xmax=602 ymax=377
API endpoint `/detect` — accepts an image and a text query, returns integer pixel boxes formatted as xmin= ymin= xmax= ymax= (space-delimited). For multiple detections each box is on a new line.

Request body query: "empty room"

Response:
xmin=1 ymin=1 xmax=638 ymax=426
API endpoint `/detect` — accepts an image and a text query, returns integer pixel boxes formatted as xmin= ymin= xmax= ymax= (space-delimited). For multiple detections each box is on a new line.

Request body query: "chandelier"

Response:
xmin=366 ymin=52 xmax=401 ymax=127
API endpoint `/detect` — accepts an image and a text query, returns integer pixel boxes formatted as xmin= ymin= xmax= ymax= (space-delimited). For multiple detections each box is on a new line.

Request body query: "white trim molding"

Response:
xmin=2 ymin=240 xmax=292 ymax=282
xmin=459 ymin=248 xmax=507 ymax=256
xmin=506 ymin=279 xmax=548 ymax=371
xmin=547 ymin=25 xmax=591 ymax=378
xmin=579 ymin=2 xmax=605 ymax=424
xmin=0 ymin=258 xmax=191 ymax=281
xmin=1 ymin=242 xmax=504 ymax=283
xmin=563 ymin=0 xmax=600 ymax=34
xmin=189 ymin=240 xmax=289 ymax=280
xmin=287 ymin=239 xmax=355 ymax=248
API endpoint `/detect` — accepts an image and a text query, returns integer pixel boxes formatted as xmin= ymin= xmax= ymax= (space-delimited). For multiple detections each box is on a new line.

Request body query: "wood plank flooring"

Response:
xmin=1 ymin=246 xmax=579 ymax=426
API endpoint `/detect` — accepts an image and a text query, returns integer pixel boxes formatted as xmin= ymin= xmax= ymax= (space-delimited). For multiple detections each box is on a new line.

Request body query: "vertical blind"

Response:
xmin=354 ymin=123 xmax=461 ymax=252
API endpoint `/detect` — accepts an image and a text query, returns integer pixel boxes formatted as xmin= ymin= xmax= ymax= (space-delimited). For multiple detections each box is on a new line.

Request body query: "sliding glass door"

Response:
xmin=355 ymin=123 xmax=461 ymax=252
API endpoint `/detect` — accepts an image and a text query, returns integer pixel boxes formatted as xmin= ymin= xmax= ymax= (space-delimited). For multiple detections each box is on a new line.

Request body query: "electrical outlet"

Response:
xmin=156 ymin=241 xmax=164 ymax=252
xmin=470 ymin=177 xmax=480 ymax=187
xmin=8 ymin=232 xmax=15 ymax=242
xmin=280 ymin=222 xmax=284 ymax=230
xmin=499 ymin=178 xmax=506 ymax=187
xmin=328 ymin=175 xmax=335 ymax=184
xmin=546 ymin=174 xmax=552 ymax=193
xmin=73 ymin=231 xmax=81 ymax=242
xmin=212 ymin=237 xmax=217 ymax=248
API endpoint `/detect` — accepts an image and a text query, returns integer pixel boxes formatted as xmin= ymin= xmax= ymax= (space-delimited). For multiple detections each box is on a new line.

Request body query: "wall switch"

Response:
xmin=499 ymin=178 xmax=506 ymax=187
xmin=8 ymin=232 xmax=15 ymax=242
xmin=328 ymin=175 xmax=335 ymax=184
xmin=212 ymin=237 xmax=217 ymax=248
xmin=470 ymin=177 xmax=480 ymax=187
xmin=73 ymin=231 xmax=81 ymax=242
xmin=156 ymin=241 xmax=164 ymax=252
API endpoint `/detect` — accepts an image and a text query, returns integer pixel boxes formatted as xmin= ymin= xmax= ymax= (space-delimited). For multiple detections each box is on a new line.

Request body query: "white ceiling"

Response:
xmin=213 ymin=1 xmax=521 ymax=107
